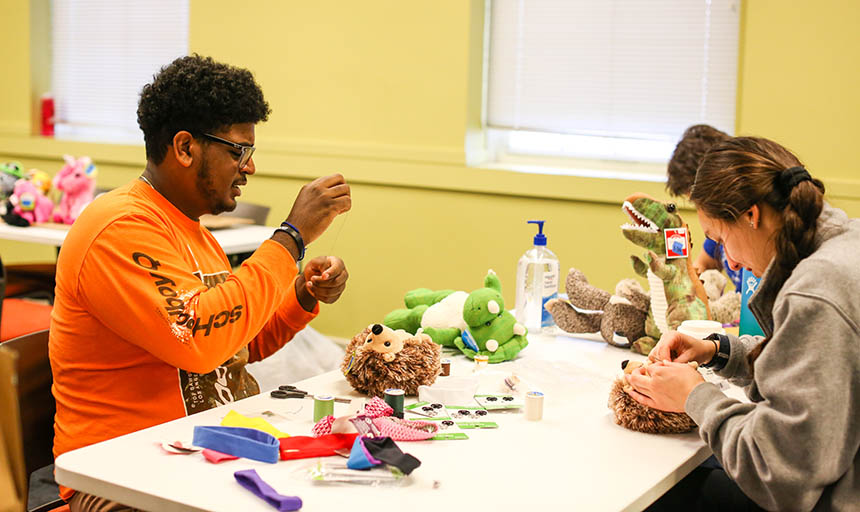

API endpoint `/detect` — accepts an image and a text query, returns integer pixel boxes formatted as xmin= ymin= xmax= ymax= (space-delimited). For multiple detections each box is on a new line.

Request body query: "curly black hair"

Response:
xmin=666 ymin=124 xmax=729 ymax=197
xmin=137 ymin=55 xmax=271 ymax=164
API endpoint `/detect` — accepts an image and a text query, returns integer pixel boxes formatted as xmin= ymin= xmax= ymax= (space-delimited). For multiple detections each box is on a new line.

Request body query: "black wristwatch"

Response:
xmin=703 ymin=332 xmax=730 ymax=370
xmin=274 ymin=221 xmax=305 ymax=261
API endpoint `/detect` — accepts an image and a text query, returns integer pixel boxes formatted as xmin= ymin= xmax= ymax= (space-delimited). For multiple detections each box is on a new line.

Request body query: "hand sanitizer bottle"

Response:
xmin=515 ymin=220 xmax=559 ymax=333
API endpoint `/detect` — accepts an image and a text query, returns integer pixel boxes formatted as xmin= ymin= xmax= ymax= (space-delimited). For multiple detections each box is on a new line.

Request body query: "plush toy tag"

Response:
xmin=664 ymin=227 xmax=689 ymax=259
xmin=343 ymin=350 xmax=356 ymax=375
xmin=460 ymin=329 xmax=479 ymax=352
xmin=20 ymin=193 xmax=36 ymax=211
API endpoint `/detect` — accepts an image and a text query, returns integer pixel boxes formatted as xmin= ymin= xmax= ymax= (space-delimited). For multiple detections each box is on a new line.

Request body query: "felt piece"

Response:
xmin=346 ymin=437 xmax=378 ymax=470
xmin=234 ymin=469 xmax=302 ymax=512
xmin=221 ymin=410 xmax=290 ymax=439
xmin=202 ymin=449 xmax=239 ymax=463
xmin=372 ymin=416 xmax=438 ymax=441
xmin=361 ymin=437 xmax=421 ymax=475
xmin=278 ymin=433 xmax=359 ymax=460
xmin=358 ymin=437 xmax=382 ymax=465
xmin=341 ymin=325 xmax=441 ymax=397
xmin=192 ymin=426 xmax=280 ymax=464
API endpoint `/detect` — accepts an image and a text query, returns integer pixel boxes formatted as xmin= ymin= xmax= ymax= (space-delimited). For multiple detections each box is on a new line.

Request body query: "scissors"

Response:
xmin=270 ymin=385 xmax=351 ymax=404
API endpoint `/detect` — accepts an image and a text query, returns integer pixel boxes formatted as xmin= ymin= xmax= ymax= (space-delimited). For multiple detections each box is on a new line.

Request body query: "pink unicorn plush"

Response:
xmin=53 ymin=155 xmax=97 ymax=224
xmin=11 ymin=179 xmax=54 ymax=225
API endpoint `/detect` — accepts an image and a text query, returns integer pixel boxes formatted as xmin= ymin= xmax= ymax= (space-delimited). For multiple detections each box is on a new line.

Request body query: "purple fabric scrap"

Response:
xmin=234 ymin=469 xmax=302 ymax=511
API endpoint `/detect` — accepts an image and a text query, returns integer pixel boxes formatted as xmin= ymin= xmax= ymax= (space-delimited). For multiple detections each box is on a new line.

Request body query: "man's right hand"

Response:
xmin=285 ymin=174 xmax=351 ymax=244
xmin=648 ymin=330 xmax=716 ymax=365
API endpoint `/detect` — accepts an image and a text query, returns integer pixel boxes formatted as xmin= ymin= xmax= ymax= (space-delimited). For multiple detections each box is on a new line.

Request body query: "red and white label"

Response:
xmin=664 ymin=227 xmax=689 ymax=259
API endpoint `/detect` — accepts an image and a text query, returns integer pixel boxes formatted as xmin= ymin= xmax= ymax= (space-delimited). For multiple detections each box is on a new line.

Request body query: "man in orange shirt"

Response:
xmin=50 ymin=55 xmax=351 ymax=511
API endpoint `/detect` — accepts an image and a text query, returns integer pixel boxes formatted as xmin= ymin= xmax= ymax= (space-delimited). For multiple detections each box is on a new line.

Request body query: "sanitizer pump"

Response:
xmin=515 ymin=220 xmax=559 ymax=333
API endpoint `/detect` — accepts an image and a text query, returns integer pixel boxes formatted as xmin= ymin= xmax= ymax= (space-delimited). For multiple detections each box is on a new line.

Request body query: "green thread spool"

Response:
xmin=384 ymin=388 xmax=405 ymax=418
xmin=313 ymin=395 xmax=334 ymax=422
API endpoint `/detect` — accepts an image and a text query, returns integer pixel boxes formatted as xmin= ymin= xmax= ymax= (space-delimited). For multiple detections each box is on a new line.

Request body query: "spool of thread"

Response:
xmin=440 ymin=358 xmax=451 ymax=376
xmin=384 ymin=388 xmax=405 ymax=418
xmin=474 ymin=354 xmax=489 ymax=371
xmin=524 ymin=391 xmax=544 ymax=421
xmin=313 ymin=395 xmax=334 ymax=422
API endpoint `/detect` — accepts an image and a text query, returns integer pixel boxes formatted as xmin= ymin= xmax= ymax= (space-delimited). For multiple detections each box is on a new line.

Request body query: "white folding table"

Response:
xmin=55 ymin=332 xmax=720 ymax=511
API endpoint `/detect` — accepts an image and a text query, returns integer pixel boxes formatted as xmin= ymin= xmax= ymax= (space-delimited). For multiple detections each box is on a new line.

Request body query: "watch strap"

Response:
xmin=274 ymin=221 xmax=305 ymax=261
xmin=703 ymin=332 xmax=730 ymax=370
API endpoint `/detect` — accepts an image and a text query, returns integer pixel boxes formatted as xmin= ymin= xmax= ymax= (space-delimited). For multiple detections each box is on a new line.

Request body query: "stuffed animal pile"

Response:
xmin=548 ymin=193 xmax=711 ymax=355
xmin=1 ymin=155 xmax=97 ymax=226
xmin=608 ymin=359 xmax=698 ymax=434
xmin=383 ymin=270 xmax=529 ymax=363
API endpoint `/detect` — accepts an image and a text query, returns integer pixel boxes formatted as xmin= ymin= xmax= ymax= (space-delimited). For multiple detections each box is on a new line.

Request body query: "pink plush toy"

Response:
xmin=53 ymin=155 xmax=97 ymax=224
xmin=11 ymin=179 xmax=54 ymax=225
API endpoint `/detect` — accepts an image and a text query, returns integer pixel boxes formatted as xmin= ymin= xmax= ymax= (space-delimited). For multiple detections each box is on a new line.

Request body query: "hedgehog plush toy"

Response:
xmin=608 ymin=359 xmax=698 ymax=434
xmin=342 ymin=324 xmax=441 ymax=398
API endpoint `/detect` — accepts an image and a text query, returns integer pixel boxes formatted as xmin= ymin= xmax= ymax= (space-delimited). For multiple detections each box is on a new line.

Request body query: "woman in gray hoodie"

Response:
xmin=627 ymin=137 xmax=859 ymax=511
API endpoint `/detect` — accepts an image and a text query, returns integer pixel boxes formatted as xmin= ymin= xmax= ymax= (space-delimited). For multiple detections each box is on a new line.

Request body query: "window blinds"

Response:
xmin=51 ymin=0 xmax=189 ymax=143
xmin=487 ymin=0 xmax=740 ymax=143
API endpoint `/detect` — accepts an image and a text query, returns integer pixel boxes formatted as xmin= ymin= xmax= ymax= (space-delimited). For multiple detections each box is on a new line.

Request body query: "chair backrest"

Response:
xmin=2 ymin=330 xmax=54 ymax=478
xmin=225 ymin=201 xmax=270 ymax=225
xmin=0 ymin=345 xmax=27 ymax=511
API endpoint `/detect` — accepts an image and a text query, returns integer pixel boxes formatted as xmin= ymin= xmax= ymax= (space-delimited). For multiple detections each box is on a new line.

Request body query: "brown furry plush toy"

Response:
xmin=608 ymin=359 xmax=698 ymax=434
xmin=342 ymin=323 xmax=441 ymax=398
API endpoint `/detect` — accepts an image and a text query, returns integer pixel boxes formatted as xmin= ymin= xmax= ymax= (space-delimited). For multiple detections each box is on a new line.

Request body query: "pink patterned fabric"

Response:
xmin=372 ymin=417 xmax=438 ymax=441
xmin=364 ymin=397 xmax=394 ymax=418
xmin=312 ymin=398 xmax=396 ymax=438
xmin=311 ymin=415 xmax=335 ymax=437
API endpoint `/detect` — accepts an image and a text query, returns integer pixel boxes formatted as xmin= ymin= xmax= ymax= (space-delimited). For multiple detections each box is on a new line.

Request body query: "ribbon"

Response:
xmin=234 ymin=469 xmax=302 ymax=512
xmin=193 ymin=426 xmax=280 ymax=464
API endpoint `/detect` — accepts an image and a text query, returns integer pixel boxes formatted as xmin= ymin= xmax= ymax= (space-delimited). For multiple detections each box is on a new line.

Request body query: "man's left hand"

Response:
xmin=296 ymin=256 xmax=348 ymax=311
xmin=624 ymin=360 xmax=705 ymax=413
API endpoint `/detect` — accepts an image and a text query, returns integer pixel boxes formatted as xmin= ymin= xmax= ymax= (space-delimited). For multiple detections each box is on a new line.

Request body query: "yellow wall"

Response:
xmin=1 ymin=0 xmax=858 ymax=339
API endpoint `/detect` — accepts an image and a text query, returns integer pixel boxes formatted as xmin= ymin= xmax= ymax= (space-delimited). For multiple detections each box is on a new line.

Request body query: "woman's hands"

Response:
xmin=648 ymin=330 xmax=716 ymax=365
xmin=623 ymin=330 xmax=715 ymax=412
xmin=625 ymin=360 xmax=705 ymax=413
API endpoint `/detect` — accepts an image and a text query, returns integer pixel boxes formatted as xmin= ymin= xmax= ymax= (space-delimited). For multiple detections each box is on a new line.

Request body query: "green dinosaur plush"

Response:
xmin=452 ymin=270 xmax=529 ymax=363
xmin=621 ymin=193 xmax=710 ymax=354
xmin=547 ymin=194 xmax=711 ymax=356
xmin=384 ymin=288 xmax=466 ymax=347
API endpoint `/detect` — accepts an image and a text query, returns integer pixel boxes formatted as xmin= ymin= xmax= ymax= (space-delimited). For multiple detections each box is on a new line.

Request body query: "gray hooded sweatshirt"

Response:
xmin=686 ymin=204 xmax=860 ymax=511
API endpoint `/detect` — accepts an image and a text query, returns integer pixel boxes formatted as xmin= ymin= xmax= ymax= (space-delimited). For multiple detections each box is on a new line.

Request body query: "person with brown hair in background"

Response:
xmin=666 ymin=124 xmax=740 ymax=289
xmin=629 ymin=137 xmax=860 ymax=511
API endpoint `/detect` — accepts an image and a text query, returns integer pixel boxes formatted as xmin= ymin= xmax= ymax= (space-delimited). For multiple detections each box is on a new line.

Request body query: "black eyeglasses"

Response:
xmin=203 ymin=133 xmax=255 ymax=169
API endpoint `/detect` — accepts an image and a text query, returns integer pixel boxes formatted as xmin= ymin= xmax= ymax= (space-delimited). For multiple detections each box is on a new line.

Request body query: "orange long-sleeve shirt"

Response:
xmin=50 ymin=179 xmax=317 ymax=500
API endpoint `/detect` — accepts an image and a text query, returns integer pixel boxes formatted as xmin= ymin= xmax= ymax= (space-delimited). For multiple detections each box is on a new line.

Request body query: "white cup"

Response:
xmin=677 ymin=319 xmax=725 ymax=339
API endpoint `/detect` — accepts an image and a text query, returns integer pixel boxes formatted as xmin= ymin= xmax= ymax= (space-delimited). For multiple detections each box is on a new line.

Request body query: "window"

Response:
xmin=51 ymin=0 xmax=189 ymax=144
xmin=485 ymin=0 xmax=740 ymax=175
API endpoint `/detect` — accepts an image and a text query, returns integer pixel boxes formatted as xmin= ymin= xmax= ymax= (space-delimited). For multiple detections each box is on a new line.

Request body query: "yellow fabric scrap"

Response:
xmin=220 ymin=410 xmax=290 ymax=439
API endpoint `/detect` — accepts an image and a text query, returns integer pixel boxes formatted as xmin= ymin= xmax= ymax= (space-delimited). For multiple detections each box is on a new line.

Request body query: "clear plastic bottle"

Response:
xmin=515 ymin=220 xmax=559 ymax=333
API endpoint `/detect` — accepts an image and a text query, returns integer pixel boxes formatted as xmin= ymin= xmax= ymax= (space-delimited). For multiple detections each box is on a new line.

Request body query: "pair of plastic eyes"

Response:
xmin=456 ymin=410 xmax=488 ymax=417
xmin=441 ymin=420 xmax=455 ymax=427
xmin=485 ymin=396 xmax=514 ymax=402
